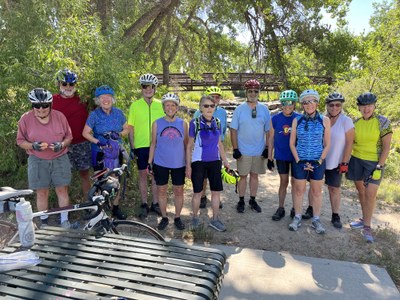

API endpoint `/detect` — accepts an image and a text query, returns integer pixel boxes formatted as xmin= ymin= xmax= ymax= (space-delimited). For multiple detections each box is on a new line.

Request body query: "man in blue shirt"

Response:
xmin=230 ymin=79 xmax=270 ymax=213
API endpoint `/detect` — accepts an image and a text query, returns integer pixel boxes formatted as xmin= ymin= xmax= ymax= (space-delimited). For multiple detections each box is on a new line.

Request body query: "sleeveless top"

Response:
xmin=154 ymin=117 xmax=185 ymax=168
xmin=296 ymin=112 xmax=324 ymax=160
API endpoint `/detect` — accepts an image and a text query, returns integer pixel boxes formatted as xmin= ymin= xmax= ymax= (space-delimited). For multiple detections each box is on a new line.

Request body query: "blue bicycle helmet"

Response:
xmin=56 ymin=68 xmax=78 ymax=83
xmin=299 ymin=89 xmax=320 ymax=103
xmin=356 ymin=92 xmax=377 ymax=105
xmin=95 ymin=85 xmax=115 ymax=97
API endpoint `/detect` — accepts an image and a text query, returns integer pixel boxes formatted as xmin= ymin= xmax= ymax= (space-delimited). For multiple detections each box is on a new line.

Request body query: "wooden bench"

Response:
xmin=0 ymin=227 xmax=226 ymax=299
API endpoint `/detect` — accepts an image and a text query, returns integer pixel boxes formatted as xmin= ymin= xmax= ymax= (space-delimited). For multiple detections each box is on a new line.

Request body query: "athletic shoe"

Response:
xmin=362 ymin=227 xmax=374 ymax=243
xmin=236 ymin=201 xmax=245 ymax=213
xmin=249 ymin=199 xmax=262 ymax=213
xmin=157 ymin=217 xmax=169 ymax=230
xmin=272 ymin=207 xmax=285 ymax=221
xmin=150 ymin=203 xmax=162 ymax=216
xmin=139 ymin=203 xmax=149 ymax=218
xmin=209 ymin=219 xmax=226 ymax=232
xmin=350 ymin=218 xmax=364 ymax=229
xmin=174 ymin=217 xmax=185 ymax=230
xmin=191 ymin=217 xmax=200 ymax=229
xmin=40 ymin=219 xmax=48 ymax=229
xmin=199 ymin=196 xmax=207 ymax=209
xmin=331 ymin=215 xmax=343 ymax=229
xmin=290 ymin=207 xmax=295 ymax=219
xmin=311 ymin=219 xmax=326 ymax=234
xmin=289 ymin=216 xmax=302 ymax=231
xmin=219 ymin=202 xmax=223 ymax=209
xmin=112 ymin=207 xmax=127 ymax=220
xmin=302 ymin=206 xmax=313 ymax=219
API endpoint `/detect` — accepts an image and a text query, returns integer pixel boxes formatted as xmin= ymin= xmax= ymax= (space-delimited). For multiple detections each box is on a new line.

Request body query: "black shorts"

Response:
xmin=191 ymin=160 xmax=223 ymax=193
xmin=325 ymin=168 xmax=342 ymax=188
xmin=153 ymin=164 xmax=185 ymax=186
xmin=276 ymin=160 xmax=292 ymax=175
xmin=134 ymin=147 xmax=150 ymax=170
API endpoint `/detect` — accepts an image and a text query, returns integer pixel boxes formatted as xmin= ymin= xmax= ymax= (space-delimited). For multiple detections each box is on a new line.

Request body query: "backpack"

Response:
xmin=193 ymin=116 xmax=221 ymax=144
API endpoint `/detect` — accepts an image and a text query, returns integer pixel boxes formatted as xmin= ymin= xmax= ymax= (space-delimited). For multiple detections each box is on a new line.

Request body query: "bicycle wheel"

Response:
xmin=112 ymin=220 xmax=165 ymax=241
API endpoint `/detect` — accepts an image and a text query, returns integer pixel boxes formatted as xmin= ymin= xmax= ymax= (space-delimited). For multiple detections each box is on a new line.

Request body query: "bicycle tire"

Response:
xmin=112 ymin=220 xmax=165 ymax=241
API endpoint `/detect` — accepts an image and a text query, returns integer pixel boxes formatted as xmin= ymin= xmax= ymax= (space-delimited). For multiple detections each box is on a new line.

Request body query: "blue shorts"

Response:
xmin=28 ymin=154 xmax=71 ymax=189
xmin=346 ymin=156 xmax=383 ymax=186
xmin=191 ymin=160 xmax=223 ymax=193
xmin=292 ymin=160 xmax=326 ymax=181
xmin=68 ymin=141 xmax=92 ymax=171
xmin=325 ymin=168 xmax=342 ymax=188
xmin=276 ymin=160 xmax=292 ymax=175
xmin=134 ymin=147 xmax=150 ymax=170
xmin=153 ymin=164 xmax=185 ymax=186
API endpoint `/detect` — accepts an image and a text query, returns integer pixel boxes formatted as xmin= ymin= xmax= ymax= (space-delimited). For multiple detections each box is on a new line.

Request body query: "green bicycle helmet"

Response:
xmin=221 ymin=168 xmax=240 ymax=185
xmin=206 ymin=86 xmax=222 ymax=96
xmin=279 ymin=90 xmax=298 ymax=103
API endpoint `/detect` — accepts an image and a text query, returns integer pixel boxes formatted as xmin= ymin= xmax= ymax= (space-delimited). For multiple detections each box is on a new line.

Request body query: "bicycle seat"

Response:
xmin=0 ymin=187 xmax=34 ymax=201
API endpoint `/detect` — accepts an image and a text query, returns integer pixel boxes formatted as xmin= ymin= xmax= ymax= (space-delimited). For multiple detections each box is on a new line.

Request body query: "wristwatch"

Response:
xmin=376 ymin=164 xmax=384 ymax=170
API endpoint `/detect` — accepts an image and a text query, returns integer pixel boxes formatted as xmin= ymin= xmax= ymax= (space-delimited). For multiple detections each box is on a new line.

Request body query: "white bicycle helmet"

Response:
xmin=28 ymin=88 xmax=53 ymax=103
xmin=299 ymin=89 xmax=320 ymax=103
xmin=161 ymin=93 xmax=180 ymax=105
xmin=139 ymin=73 xmax=159 ymax=86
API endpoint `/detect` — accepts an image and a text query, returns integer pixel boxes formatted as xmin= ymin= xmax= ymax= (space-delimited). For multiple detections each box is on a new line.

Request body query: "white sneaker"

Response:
xmin=289 ymin=216 xmax=302 ymax=231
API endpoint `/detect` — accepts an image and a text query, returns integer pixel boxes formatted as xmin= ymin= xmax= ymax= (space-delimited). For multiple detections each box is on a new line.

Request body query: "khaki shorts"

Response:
xmin=237 ymin=155 xmax=266 ymax=176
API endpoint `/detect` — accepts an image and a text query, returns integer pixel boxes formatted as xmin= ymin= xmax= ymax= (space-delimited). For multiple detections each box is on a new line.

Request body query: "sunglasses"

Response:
xmin=203 ymin=104 xmax=216 ymax=108
xmin=252 ymin=107 xmax=257 ymax=118
xmin=282 ymin=101 xmax=294 ymax=106
xmin=302 ymin=100 xmax=318 ymax=105
xmin=328 ymin=103 xmax=342 ymax=108
xmin=141 ymin=84 xmax=155 ymax=89
xmin=61 ymin=82 xmax=75 ymax=87
xmin=247 ymin=90 xmax=259 ymax=94
xmin=32 ymin=103 xmax=51 ymax=109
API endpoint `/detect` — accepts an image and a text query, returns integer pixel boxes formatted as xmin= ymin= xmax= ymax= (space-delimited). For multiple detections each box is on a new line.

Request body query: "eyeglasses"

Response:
xmin=302 ymin=100 xmax=318 ymax=105
xmin=61 ymin=82 xmax=75 ymax=87
xmin=328 ymin=103 xmax=342 ymax=108
xmin=282 ymin=101 xmax=294 ymax=106
xmin=32 ymin=103 xmax=51 ymax=109
xmin=247 ymin=90 xmax=259 ymax=94
xmin=203 ymin=104 xmax=216 ymax=108
xmin=252 ymin=107 xmax=257 ymax=118
xmin=141 ymin=84 xmax=155 ymax=89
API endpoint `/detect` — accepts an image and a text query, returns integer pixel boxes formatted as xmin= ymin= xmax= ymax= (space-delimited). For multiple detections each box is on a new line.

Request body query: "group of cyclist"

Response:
xmin=15 ymin=69 xmax=393 ymax=241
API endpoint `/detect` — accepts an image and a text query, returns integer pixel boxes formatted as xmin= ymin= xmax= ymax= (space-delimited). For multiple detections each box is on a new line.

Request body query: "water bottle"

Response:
xmin=15 ymin=198 xmax=35 ymax=248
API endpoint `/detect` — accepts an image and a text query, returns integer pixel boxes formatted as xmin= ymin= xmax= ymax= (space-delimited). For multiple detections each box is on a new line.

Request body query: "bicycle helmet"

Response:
xmin=326 ymin=92 xmax=345 ymax=104
xmin=139 ymin=73 xmax=159 ymax=86
xmin=279 ymin=90 xmax=298 ymax=102
xmin=356 ymin=92 xmax=377 ymax=105
xmin=206 ymin=86 xmax=222 ymax=96
xmin=56 ymin=68 xmax=78 ymax=83
xmin=221 ymin=168 xmax=240 ymax=185
xmin=299 ymin=89 xmax=320 ymax=103
xmin=161 ymin=93 xmax=180 ymax=105
xmin=100 ymin=176 xmax=120 ymax=196
xmin=95 ymin=85 xmax=115 ymax=97
xmin=244 ymin=79 xmax=261 ymax=90
xmin=28 ymin=88 xmax=53 ymax=103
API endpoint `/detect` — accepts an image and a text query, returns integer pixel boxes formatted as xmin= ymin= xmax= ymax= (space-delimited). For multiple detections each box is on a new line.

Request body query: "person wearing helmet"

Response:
xmin=128 ymin=73 xmax=164 ymax=218
xmin=52 ymin=68 xmax=92 ymax=197
xmin=289 ymin=89 xmax=330 ymax=234
xmin=147 ymin=93 xmax=187 ymax=230
xmin=230 ymin=79 xmax=270 ymax=214
xmin=268 ymin=90 xmax=300 ymax=221
xmin=193 ymin=86 xmax=227 ymax=209
xmin=16 ymin=88 xmax=74 ymax=228
xmin=82 ymin=85 xmax=130 ymax=220
xmin=321 ymin=92 xmax=354 ymax=229
xmin=347 ymin=92 xmax=392 ymax=242
xmin=186 ymin=95 xmax=230 ymax=232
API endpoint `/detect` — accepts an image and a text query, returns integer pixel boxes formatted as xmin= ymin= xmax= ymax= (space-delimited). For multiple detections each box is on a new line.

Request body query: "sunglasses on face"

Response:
xmin=203 ymin=104 xmax=216 ymax=109
xmin=328 ymin=103 xmax=342 ymax=108
xmin=32 ymin=103 xmax=51 ymax=109
xmin=61 ymin=82 xmax=75 ymax=87
xmin=302 ymin=100 xmax=318 ymax=105
xmin=252 ymin=107 xmax=257 ymax=118
xmin=247 ymin=90 xmax=259 ymax=94
xmin=282 ymin=101 xmax=294 ymax=106
xmin=141 ymin=84 xmax=155 ymax=90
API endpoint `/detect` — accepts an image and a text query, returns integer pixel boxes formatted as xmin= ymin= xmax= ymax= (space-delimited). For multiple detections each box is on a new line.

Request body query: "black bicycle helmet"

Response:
xmin=326 ymin=92 xmax=345 ymax=104
xmin=357 ymin=92 xmax=377 ymax=105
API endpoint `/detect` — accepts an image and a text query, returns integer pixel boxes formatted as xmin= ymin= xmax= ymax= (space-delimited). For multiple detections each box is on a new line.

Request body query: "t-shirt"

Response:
xmin=193 ymin=106 xmax=227 ymax=141
xmin=189 ymin=116 xmax=221 ymax=162
xmin=16 ymin=110 xmax=72 ymax=160
xmin=272 ymin=112 xmax=300 ymax=161
xmin=52 ymin=94 xmax=88 ymax=144
xmin=230 ymin=102 xmax=270 ymax=156
xmin=352 ymin=114 xmax=392 ymax=161
xmin=128 ymin=98 xmax=165 ymax=149
xmin=325 ymin=114 xmax=354 ymax=170
xmin=154 ymin=117 xmax=185 ymax=168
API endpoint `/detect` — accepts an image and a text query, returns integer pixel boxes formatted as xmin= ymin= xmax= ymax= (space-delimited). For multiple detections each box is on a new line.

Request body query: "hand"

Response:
xmin=50 ymin=142 xmax=63 ymax=152
xmin=110 ymin=131 xmax=120 ymax=140
xmin=97 ymin=141 xmax=107 ymax=148
xmin=267 ymin=159 xmax=275 ymax=171
xmin=223 ymin=160 xmax=230 ymax=171
xmin=262 ymin=147 xmax=268 ymax=159
xmin=338 ymin=162 xmax=348 ymax=174
xmin=372 ymin=169 xmax=382 ymax=180
xmin=146 ymin=163 xmax=153 ymax=175
xmin=233 ymin=149 xmax=242 ymax=160
xmin=32 ymin=141 xmax=43 ymax=151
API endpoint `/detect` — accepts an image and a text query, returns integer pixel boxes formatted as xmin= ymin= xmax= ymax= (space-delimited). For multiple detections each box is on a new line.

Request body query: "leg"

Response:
xmin=36 ymin=188 xmax=50 ymax=211
xmin=363 ymin=183 xmax=379 ymax=227
xmin=248 ymin=172 xmax=258 ymax=197
xmin=157 ymin=184 xmax=168 ymax=218
xmin=278 ymin=173 xmax=289 ymax=207
xmin=201 ymin=179 xmax=207 ymax=198
xmin=79 ymin=169 xmax=91 ymax=198
xmin=210 ymin=190 xmax=220 ymax=219
xmin=238 ymin=175 xmax=247 ymax=197
xmin=55 ymin=185 xmax=70 ymax=224
xmin=328 ymin=185 xmax=341 ymax=214
xmin=138 ymin=169 xmax=149 ymax=204
xmin=151 ymin=176 xmax=158 ymax=204
xmin=192 ymin=192 xmax=202 ymax=218
xmin=309 ymin=180 xmax=323 ymax=217
xmin=173 ymin=185 xmax=184 ymax=218
xmin=292 ymin=179 xmax=306 ymax=215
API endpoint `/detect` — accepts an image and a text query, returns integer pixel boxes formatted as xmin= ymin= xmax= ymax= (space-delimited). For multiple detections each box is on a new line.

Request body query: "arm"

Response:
xmin=230 ymin=128 xmax=238 ymax=149
xmin=82 ymin=124 xmax=98 ymax=144
xmin=268 ymin=120 xmax=274 ymax=160
xmin=289 ymin=118 xmax=299 ymax=162
xmin=183 ymin=120 xmax=189 ymax=153
xmin=379 ymin=133 xmax=393 ymax=166
xmin=185 ymin=136 xmax=194 ymax=178
xmin=128 ymin=125 xmax=134 ymax=149
xmin=219 ymin=139 xmax=230 ymax=170
xmin=342 ymin=127 xmax=355 ymax=163
xmin=120 ymin=122 xmax=130 ymax=137
xmin=319 ymin=116 xmax=331 ymax=163
xmin=148 ymin=121 xmax=157 ymax=164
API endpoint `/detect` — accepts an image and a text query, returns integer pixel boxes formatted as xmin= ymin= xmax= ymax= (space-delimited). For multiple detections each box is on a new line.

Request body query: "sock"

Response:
xmin=250 ymin=196 xmax=256 ymax=201
xmin=40 ymin=216 xmax=48 ymax=223
xmin=239 ymin=197 xmax=244 ymax=203
xmin=332 ymin=213 xmax=339 ymax=218
xmin=312 ymin=216 xmax=320 ymax=222
xmin=60 ymin=211 xmax=68 ymax=223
